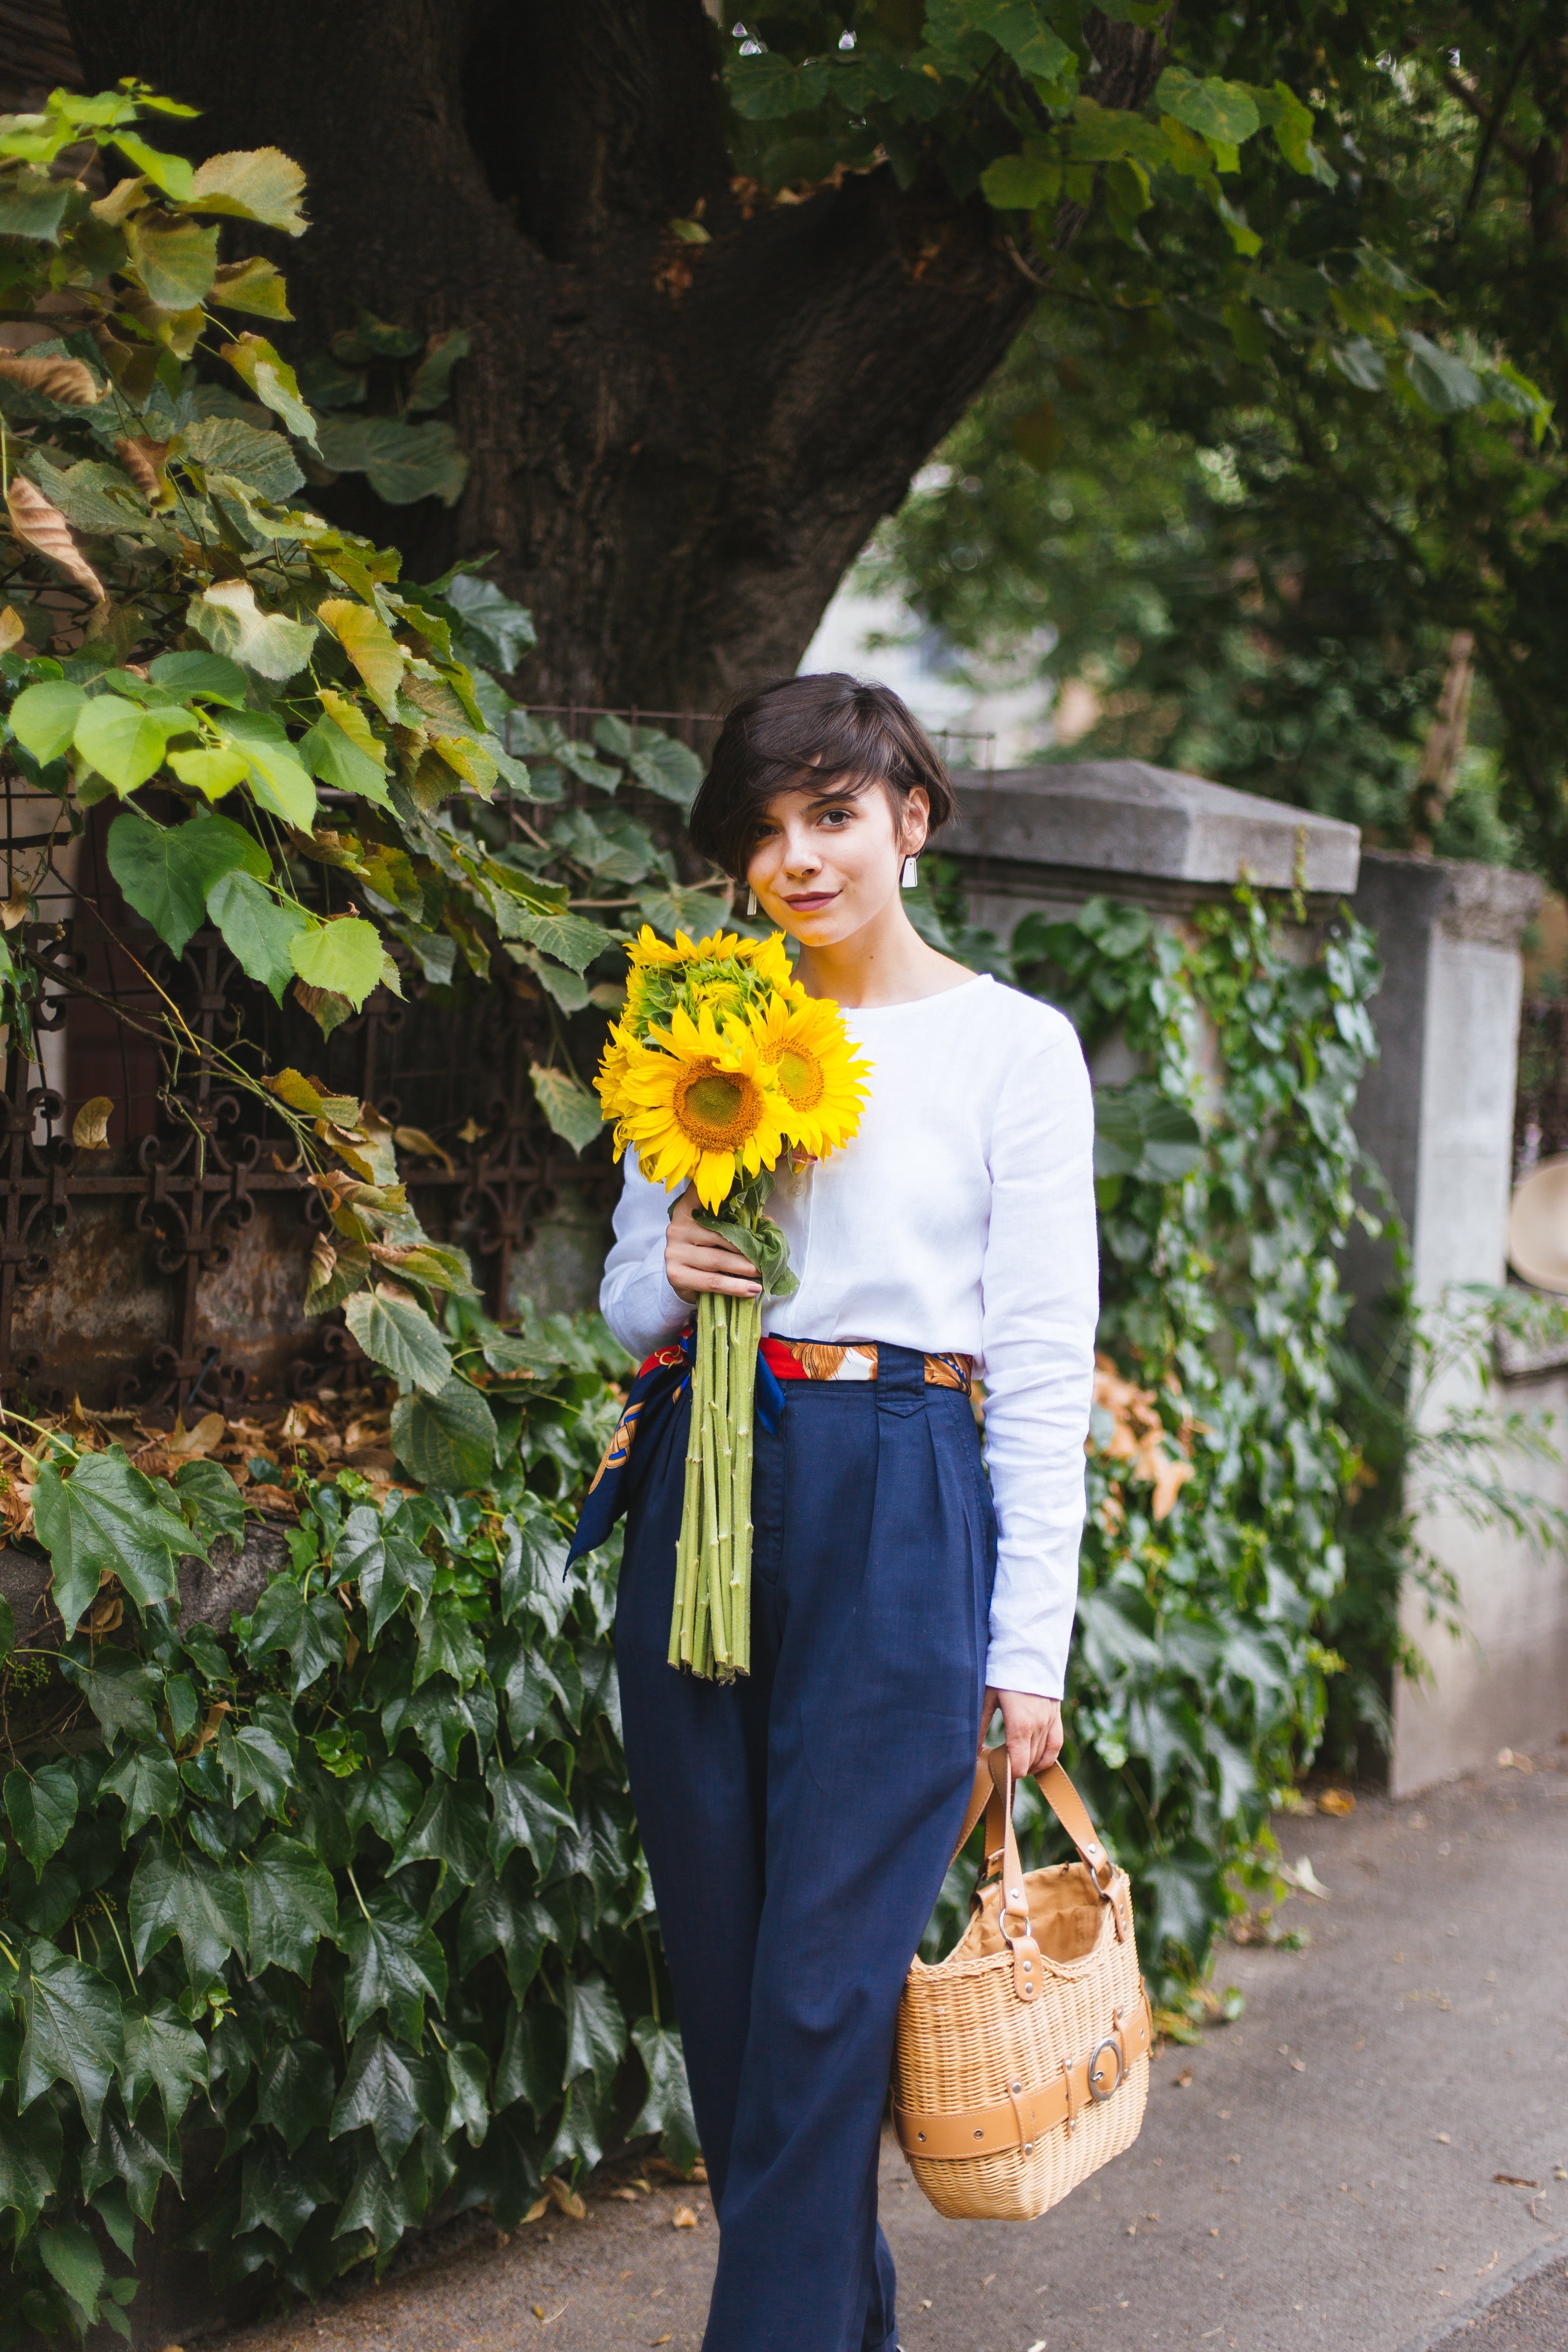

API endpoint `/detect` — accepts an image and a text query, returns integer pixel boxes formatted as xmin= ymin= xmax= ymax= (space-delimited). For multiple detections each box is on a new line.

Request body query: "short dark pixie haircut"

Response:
xmin=686 ymin=673 xmax=956 ymax=882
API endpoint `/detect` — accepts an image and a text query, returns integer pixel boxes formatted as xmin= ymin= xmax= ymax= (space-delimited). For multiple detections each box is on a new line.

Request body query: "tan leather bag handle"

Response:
xmin=949 ymin=1749 xmax=1117 ymax=1904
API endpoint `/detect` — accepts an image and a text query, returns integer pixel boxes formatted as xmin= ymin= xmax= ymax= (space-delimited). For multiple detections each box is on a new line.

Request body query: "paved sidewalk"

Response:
xmin=221 ymin=1755 xmax=1568 ymax=2352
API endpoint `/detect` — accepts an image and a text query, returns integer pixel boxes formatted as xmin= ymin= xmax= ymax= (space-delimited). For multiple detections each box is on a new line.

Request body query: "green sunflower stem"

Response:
xmin=671 ymin=1307 xmax=705 ymax=1669
xmin=670 ymin=1210 xmax=779 ymax=1682
xmin=698 ymin=1291 xmax=729 ymax=1674
xmin=730 ymin=1286 xmax=759 ymax=1677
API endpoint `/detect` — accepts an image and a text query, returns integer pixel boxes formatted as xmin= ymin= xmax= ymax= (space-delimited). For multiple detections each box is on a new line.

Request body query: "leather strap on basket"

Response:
xmin=894 ymin=1984 xmax=1153 ymax=2160
xmin=949 ymin=1751 xmax=1119 ymax=1901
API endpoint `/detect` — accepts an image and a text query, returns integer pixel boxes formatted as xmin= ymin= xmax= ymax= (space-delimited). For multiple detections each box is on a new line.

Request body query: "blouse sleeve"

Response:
xmin=599 ymin=1152 xmax=691 ymax=1362
xmin=979 ymin=1022 xmax=1099 ymax=1700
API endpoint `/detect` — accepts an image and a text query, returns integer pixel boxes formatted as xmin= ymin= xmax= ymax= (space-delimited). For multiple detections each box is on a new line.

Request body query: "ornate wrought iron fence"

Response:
xmin=0 ymin=706 xmax=724 ymax=1420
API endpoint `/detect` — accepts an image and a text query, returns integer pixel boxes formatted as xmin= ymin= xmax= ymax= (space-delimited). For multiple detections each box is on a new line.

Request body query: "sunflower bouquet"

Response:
xmin=596 ymin=926 xmax=869 ymax=1678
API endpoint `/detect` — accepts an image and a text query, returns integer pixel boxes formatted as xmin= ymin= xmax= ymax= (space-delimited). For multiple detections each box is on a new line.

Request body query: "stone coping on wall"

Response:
xmin=945 ymin=758 xmax=1362 ymax=912
xmin=1355 ymin=844 xmax=1541 ymax=947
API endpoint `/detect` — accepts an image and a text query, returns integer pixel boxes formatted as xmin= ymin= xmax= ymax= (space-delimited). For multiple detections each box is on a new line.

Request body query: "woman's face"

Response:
xmin=744 ymin=778 xmax=928 ymax=946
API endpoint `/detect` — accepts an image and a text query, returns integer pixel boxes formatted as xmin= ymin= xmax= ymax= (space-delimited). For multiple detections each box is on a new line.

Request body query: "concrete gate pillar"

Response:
xmin=1345 ymin=854 xmax=1567 ymax=1795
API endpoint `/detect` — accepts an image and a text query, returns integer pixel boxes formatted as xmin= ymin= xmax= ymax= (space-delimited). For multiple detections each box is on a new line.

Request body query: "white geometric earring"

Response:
xmin=747 ymin=887 xmax=758 ymax=916
xmin=900 ymin=856 xmax=919 ymax=889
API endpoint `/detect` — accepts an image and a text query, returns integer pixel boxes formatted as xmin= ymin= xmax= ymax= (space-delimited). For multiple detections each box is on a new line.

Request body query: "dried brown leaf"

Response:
xmin=114 ymin=433 xmax=174 ymax=505
xmin=5 ymin=475 xmax=105 ymax=602
xmin=246 ymin=1484 xmax=298 ymax=1516
xmin=392 ymin=1124 xmax=456 ymax=1173
xmin=0 ymin=353 xmax=100 ymax=406
xmin=167 ymin=1412 xmax=226 ymax=1458
xmin=70 ymin=1096 xmax=114 ymax=1150
xmin=1317 ymin=1788 xmax=1356 ymax=1815
xmin=543 ymin=2174 xmax=586 ymax=2220
xmin=671 ymin=2206 xmax=698 ymax=2228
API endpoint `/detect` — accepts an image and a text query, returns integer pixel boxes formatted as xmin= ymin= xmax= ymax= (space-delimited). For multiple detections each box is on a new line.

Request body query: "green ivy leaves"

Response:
xmin=31 ymin=1445 xmax=200 ymax=1632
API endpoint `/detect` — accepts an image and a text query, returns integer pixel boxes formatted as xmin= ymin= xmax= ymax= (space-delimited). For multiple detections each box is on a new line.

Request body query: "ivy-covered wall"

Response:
xmin=923 ymin=880 xmax=1379 ymax=1971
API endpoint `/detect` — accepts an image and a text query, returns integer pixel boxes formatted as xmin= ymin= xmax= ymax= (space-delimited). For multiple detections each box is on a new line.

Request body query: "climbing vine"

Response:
xmin=0 ymin=1297 xmax=677 ymax=2343
xmin=920 ymin=878 xmax=1379 ymax=1983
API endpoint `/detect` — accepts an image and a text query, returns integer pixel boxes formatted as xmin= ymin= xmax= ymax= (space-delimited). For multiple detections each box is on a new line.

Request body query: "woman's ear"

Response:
xmin=901 ymin=783 xmax=932 ymax=858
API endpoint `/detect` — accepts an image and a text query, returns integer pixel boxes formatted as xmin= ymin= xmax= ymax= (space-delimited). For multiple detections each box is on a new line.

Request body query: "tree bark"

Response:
xmin=66 ymin=0 xmax=1165 ymax=712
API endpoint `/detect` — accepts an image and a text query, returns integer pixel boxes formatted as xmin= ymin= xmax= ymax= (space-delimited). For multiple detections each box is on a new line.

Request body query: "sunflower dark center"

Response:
xmin=676 ymin=1063 xmax=760 ymax=1148
xmin=775 ymin=1045 xmax=824 ymax=1109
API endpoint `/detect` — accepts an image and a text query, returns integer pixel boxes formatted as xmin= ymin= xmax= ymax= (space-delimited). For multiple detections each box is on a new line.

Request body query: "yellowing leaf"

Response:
xmin=0 ymin=606 xmax=24 ymax=653
xmin=0 ymin=352 xmax=99 ymax=406
xmin=108 ymin=128 xmax=195 ymax=199
xmin=125 ymin=213 xmax=220 ymax=310
xmin=209 ymin=254 xmax=293 ymax=320
xmin=392 ymin=1126 xmax=454 ymax=1173
xmin=190 ymin=579 xmax=317 ymax=683
xmin=434 ymin=735 xmax=497 ymax=797
xmin=5 ymin=475 xmax=104 ymax=603
xmin=220 ymin=333 xmax=318 ymax=449
xmin=316 ymin=687 xmax=387 ymax=771
xmin=318 ymin=599 xmax=406 ymax=721
xmin=168 ymin=746 xmax=250 ymax=800
xmin=265 ymin=1068 xmax=328 ymax=1118
xmin=289 ymin=917 xmax=385 ymax=1009
xmin=71 ymin=1096 xmax=113 ymax=1150
xmin=190 ymin=148 xmax=308 ymax=234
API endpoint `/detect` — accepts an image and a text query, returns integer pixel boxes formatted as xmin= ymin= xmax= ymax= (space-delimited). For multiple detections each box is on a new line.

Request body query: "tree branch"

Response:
xmin=1443 ymin=66 xmax=1533 ymax=175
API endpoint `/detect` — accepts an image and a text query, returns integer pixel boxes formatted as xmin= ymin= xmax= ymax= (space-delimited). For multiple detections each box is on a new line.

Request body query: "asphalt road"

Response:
xmin=218 ymin=1752 xmax=1568 ymax=2352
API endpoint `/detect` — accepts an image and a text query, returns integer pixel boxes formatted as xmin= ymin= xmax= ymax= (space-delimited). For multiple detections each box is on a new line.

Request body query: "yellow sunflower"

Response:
xmin=618 ymin=1003 xmax=788 ymax=1209
xmin=594 ymin=1018 xmax=639 ymax=1154
xmin=738 ymin=930 xmax=795 ymax=992
xmin=746 ymin=991 xmax=871 ymax=1159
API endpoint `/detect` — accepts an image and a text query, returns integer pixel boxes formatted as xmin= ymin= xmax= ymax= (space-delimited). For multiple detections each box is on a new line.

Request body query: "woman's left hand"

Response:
xmin=981 ymin=1687 xmax=1064 ymax=1780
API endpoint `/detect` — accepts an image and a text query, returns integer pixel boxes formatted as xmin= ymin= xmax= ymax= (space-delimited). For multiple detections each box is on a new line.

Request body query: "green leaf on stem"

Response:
xmin=120 ymin=1999 xmax=208 ymax=2129
xmin=344 ymin=1284 xmax=453 ymax=1392
xmin=17 ymin=1944 xmax=125 ymax=2134
xmin=130 ymin=1834 xmax=249 ymax=1988
xmin=630 ymin=2020 xmax=701 ymax=2171
xmin=329 ymin=2030 xmax=444 ymax=2169
xmin=3 ymin=1761 xmax=79 ymax=1877
xmin=529 ymin=1063 xmax=603 ymax=1154
xmin=391 ymin=1376 xmax=498 ymax=1490
xmin=338 ymin=1884 xmax=448 ymax=2042
xmin=101 ymin=1742 xmax=181 ymax=1840
xmin=289 ymin=916 xmax=386 ymax=1009
xmin=33 ymin=1442 xmax=197 ymax=1630
xmin=106 ymin=810 xmax=268 ymax=956
xmin=254 ymin=2037 xmax=335 ymax=2151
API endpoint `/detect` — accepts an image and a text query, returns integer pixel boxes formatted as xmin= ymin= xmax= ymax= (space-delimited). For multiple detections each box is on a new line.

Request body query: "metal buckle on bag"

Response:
xmin=1087 ymin=2035 xmax=1125 ymax=2102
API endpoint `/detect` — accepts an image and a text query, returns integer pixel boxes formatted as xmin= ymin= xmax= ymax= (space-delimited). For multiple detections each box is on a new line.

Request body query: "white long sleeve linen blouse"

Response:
xmin=598 ymin=973 xmax=1099 ymax=1699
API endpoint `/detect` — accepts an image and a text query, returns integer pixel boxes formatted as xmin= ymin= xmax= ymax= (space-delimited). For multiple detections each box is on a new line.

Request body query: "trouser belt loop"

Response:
xmin=875 ymin=1341 xmax=926 ymax=1418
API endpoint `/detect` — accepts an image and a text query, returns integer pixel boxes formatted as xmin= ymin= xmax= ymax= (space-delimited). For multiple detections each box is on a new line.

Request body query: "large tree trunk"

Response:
xmin=67 ymin=1 xmax=1164 ymax=711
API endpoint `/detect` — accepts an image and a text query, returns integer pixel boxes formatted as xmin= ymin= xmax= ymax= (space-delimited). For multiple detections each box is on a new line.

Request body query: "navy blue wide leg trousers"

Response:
xmin=615 ymin=1344 xmax=997 ymax=2352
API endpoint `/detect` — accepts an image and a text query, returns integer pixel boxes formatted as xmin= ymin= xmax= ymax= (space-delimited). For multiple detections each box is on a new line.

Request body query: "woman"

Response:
xmin=599 ymin=673 xmax=1098 ymax=2352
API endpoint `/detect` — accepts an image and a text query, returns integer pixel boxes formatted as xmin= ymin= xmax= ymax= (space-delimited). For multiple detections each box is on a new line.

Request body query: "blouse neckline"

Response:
xmin=821 ymin=972 xmax=994 ymax=1019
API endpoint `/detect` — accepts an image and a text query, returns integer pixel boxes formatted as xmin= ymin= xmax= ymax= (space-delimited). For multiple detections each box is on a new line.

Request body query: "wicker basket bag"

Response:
xmin=893 ymin=1748 xmax=1151 ymax=2221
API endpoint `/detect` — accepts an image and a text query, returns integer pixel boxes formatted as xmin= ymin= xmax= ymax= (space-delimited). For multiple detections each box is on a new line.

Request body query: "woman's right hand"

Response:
xmin=665 ymin=1184 xmax=763 ymax=1305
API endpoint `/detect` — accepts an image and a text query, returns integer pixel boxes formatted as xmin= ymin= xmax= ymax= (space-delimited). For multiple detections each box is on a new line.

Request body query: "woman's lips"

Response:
xmin=784 ymin=891 xmax=836 ymax=909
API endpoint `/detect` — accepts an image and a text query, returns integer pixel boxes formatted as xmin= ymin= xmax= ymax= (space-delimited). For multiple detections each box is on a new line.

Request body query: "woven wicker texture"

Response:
xmin=895 ymin=1857 xmax=1148 ymax=2220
